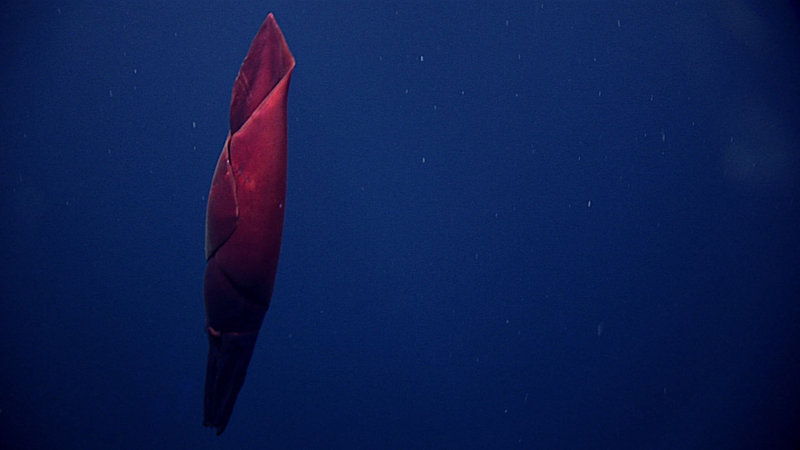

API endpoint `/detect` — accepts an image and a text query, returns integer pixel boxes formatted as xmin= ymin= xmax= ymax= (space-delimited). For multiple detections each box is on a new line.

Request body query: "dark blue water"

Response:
xmin=2 ymin=2 xmax=799 ymax=448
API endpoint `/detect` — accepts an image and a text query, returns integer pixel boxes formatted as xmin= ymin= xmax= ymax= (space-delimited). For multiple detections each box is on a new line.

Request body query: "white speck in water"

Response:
xmin=587 ymin=200 xmax=592 ymax=208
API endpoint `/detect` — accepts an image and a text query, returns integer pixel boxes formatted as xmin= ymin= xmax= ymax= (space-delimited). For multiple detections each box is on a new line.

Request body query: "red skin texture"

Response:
xmin=202 ymin=13 xmax=295 ymax=435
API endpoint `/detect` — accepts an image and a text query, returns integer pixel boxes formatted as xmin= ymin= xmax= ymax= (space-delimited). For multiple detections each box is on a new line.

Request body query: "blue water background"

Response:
xmin=1 ymin=1 xmax=799 ymax=448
